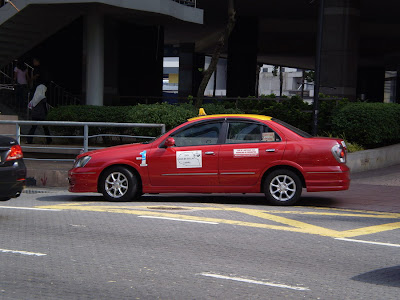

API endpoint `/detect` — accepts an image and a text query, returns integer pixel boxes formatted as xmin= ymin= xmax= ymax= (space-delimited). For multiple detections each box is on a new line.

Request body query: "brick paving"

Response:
xmin=301 ymin=164 xmax=400 ymax=213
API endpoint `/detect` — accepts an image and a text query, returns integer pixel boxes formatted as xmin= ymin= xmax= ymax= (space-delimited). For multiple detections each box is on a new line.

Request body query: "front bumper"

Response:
xmin=68 ymin=167 xmax=99 ymax=193
xmin=0 ymin=159 xmax=26 ymax=199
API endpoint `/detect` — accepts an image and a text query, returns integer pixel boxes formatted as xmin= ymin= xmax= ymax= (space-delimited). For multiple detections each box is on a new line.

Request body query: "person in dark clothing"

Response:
xmin=31 ymin=57 xmax=50 ymax=90
xmin=13 ymin=61 xmax=29 ymax=113
xmin=27 ymin=84 xmax=52 ymax=144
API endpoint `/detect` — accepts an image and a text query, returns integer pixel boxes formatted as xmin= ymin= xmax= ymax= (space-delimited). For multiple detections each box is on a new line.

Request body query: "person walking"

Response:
xmin=27 ymin=84 xmax=52 ymax=144
xmin=13 ymin=61 xmax=29 ymax=113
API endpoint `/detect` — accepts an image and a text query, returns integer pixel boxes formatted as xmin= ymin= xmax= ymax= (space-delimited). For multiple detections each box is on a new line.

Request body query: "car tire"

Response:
xmin=99 ymin=166 xmax=140 ymax=202
xmin=264 ymin=169 xmax=302 ymax=206
xmin=0 ymin=197 xmax=10 ymax=201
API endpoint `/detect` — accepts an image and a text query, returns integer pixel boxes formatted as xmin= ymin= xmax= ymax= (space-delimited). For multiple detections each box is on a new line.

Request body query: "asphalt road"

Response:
xmin=1 ymin=190 xmax=400 ymax=299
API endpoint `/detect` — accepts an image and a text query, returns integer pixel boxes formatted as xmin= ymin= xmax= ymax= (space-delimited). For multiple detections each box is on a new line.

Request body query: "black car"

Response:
xmin=0 ymin=136 xmax=26 ymax=201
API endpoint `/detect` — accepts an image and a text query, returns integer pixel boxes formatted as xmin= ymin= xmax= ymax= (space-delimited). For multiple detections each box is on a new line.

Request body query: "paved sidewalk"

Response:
xmin=300 ymin=164 xmax=400 ymax=213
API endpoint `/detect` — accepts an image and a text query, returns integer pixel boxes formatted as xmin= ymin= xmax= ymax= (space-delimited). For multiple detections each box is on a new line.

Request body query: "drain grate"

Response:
xmin=23 ymin=189 xmax=51 ymax=194
xmin=147 ymin=206 xmax=190 ymax=211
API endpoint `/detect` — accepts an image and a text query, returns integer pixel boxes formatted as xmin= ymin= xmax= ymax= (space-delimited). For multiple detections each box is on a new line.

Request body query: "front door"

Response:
xmin=219 ymin=121 xmax=286 ymax=186
xmin=148 ymin=121 xmax=222 ymax=186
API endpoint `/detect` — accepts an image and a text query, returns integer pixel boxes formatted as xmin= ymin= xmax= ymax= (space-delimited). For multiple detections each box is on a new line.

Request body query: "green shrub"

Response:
xmin=332 ymin=103 xmax=400 ymax=147
xmin=318 ymin=96 xmax=349 ymax=133
xmin=260 ymin=96 xmax=313 ymax=133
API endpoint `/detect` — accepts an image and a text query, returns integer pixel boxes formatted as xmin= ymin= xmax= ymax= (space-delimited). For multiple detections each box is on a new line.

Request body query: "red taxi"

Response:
xmin=68 ymin=113 xmax=350 ymax=205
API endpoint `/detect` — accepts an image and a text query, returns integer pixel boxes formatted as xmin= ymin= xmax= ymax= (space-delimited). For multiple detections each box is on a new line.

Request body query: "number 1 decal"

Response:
xmin=139 ymin=150 xmax=148 ymax=166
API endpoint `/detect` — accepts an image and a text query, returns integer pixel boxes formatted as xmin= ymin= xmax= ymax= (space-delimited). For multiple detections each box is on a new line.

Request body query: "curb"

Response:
xmin=347 ymin=143 xmax=400 ymax=173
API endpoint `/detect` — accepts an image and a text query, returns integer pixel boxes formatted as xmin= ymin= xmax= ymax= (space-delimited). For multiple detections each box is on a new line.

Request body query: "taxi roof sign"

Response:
xmin=198 ymin=108 xmax=207 ymax=116
xmin=188 ymin=114 xmax=273 ymax=122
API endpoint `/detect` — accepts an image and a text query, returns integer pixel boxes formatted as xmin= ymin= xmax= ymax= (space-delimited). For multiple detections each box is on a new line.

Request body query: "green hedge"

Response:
xmin=47 ymin=102 xmax=243 ymax=138
xmin=47 ymin=97 xmax=345 ymax=140
xmin=332 ymin=103 xmax=400 ymax=147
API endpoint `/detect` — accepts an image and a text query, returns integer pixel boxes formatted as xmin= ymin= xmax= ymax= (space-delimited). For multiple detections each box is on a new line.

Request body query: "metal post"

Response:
xmin=312 ymin=0 xmax=325 ymax=136
xmin=83 ymin=125 xmax=89 ymax=152
xmin=161 ymin=124 xmax=166 ymax=134
xmin=15 ymin=123 xmax=20 ymax=144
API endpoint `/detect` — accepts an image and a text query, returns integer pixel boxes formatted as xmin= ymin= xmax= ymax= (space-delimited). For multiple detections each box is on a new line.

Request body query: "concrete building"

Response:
xmin=1 ymin=0 xmax=400 ymax=105
xmin=258 ymin=66 xmax=314 ymax=99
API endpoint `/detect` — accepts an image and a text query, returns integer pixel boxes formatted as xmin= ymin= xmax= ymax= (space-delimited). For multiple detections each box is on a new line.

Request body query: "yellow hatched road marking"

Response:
xmin=36 ymin=203 xmax=400 ymax=238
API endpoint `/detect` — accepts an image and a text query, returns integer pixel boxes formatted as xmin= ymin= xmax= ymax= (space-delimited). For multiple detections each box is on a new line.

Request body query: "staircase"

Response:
xmin=0 ymin=63 xmax=80 ymax=119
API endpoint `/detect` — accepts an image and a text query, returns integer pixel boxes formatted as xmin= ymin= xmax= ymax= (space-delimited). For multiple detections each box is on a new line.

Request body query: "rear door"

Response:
xmin=219 ymin=120 xmax=285 ymax=186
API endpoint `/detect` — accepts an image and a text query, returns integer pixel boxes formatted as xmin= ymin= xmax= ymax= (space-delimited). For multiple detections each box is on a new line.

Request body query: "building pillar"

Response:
xmin=178 ymin=43 xmax=204 ymax=99
xmin=319 ymin=0 xmax=360 ymax=100
xmin=227 ymin=16 xmax=259 ymax=97
xmin=103 ymin=18 xmax=119 ymax=106
xmin=117 ymin=24 xmax=163 ymax=104
xmin=85 ymin=10 xmax=104 ymax=106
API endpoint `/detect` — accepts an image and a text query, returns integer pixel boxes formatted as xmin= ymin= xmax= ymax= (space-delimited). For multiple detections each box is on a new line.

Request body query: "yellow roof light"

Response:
xmin=198 ymin=108 xmax=207 ymax=116
xmin=188 ymin=114 xmax=273 ymax=122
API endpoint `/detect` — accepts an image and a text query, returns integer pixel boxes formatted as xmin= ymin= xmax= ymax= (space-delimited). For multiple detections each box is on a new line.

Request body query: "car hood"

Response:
xmin=79 ymin=143 xmax=150 ymax=158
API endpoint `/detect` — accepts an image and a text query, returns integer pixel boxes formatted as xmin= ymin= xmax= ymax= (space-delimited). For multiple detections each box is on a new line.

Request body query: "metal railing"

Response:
xmin=48 ymin=81 xmax=81 ymax=107
xmin=0 ymin=120 xmax=166 ymax=161
xmin=172 ymin=0 xmax=196 ymax=7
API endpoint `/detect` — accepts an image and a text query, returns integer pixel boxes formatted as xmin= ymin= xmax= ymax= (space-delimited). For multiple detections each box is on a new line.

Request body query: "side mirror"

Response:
xmin=164 ymin=137 xmax=175 ymax=147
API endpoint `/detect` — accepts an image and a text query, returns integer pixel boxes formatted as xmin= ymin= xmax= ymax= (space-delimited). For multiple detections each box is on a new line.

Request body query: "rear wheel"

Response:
xmin=99 ymin=166 xmax=140 ymax=202
xmin=0 ymin=197 xmax=10 ymax=201
xmin=264 ymin=169 xmax=302 ymax=206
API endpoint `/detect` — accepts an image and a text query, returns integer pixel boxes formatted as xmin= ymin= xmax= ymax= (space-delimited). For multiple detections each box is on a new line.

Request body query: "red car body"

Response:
xmin=69 ymin=114 xmax=350 ymax=205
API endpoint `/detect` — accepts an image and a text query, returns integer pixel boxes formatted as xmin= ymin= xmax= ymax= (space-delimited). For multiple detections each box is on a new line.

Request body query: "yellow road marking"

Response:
xmin=261 ymin=211 xmax=399 ymax=219
xmin=36 ymin=203 xmax=400 ymax=238
xmin=335 ymin=222 xmax=400 ymax=238
xmin=303 ymin=206 xmax=400 ymax=216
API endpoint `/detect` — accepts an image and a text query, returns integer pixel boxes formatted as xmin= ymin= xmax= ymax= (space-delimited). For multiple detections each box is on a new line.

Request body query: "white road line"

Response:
xmin=138 ymin=216 xmax=218 ymax=225
xmin=199 ymin=273 xmax=310 ymax=291
xmin=0 ymin=206 xmax=61 ymax=211
xmin=335 ymin=238 xmax=400 ymax=248
xmin=0 ymin=248 xmax=47 ymax=256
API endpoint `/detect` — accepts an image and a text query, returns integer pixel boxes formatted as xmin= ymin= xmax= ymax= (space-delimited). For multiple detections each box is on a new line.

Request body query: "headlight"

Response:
xmin=74 ymin=156 xmax=91 ymax=168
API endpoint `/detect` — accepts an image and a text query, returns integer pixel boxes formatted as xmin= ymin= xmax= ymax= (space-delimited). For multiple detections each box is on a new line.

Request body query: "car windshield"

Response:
xmin=272 ymin=118 xmax=312 ymax=138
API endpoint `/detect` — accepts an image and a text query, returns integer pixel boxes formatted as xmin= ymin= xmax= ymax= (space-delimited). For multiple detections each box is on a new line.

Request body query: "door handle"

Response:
xmin=265 ymin=149 xmax=276 ymax=152
xmin=205 ymin=151 xmax=215 ymax=155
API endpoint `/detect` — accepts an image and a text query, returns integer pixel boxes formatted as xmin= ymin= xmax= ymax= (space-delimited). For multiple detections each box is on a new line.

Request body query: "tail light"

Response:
xmin=331 ymin=143 xmax=346 ymax=163
xmin=6 ymin=145 xmax=23 ymax=161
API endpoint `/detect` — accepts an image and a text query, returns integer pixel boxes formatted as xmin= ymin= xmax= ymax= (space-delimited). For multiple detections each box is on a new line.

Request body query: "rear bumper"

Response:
xmin=68 ymin=168 xmax=98 ymax=193
xmin=0 ymin=159 xmax=26 ymax=199
xmin=305 ymin=165 xmax=350 ymax=192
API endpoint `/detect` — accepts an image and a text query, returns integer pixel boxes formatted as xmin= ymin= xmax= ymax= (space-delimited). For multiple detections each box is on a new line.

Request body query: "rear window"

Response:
xmin=272 ymin=118 xmax=312 ymax=138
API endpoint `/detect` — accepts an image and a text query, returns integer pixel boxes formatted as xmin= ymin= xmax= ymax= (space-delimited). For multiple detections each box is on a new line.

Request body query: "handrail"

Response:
xmin=0 ymin=69 xmax=12 ymax=80
xmin=0 ymin=120 xmax=166 ymax=161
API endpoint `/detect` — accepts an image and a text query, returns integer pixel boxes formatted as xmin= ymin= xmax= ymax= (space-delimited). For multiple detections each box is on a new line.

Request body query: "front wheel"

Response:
xmin=264 ymin=169 xmax=302 ymax=206
xmin=99 ymin=166 xmax=140 ymax=202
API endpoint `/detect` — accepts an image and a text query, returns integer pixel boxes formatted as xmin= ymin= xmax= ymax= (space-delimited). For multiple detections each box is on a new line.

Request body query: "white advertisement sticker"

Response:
xmin=176 ymin=150 xmax=202 ymax=168
xmin=233 ymin=148 xmax=259 ymax=158
xmin=262 ymin=132 xmax=275 ymax=142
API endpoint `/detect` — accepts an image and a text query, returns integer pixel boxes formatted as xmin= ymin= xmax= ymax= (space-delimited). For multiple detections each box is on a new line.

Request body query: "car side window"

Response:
xmin=226 ymin=122 xmax=281 ymax=144
xmin=171 ymin=122 xmax=222 ymax=147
